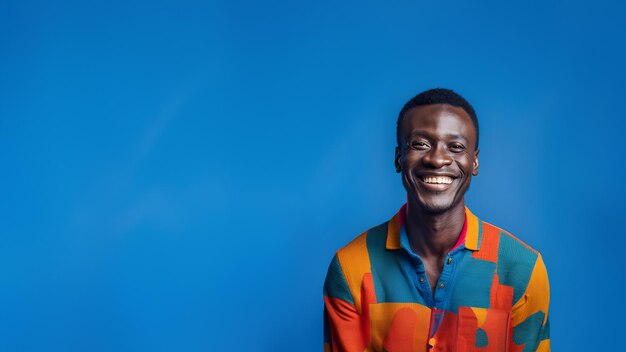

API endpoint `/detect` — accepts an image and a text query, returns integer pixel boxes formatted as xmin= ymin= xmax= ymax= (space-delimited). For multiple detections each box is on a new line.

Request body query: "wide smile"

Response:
xmin=417 ymin=175 xmax=457 ymax=192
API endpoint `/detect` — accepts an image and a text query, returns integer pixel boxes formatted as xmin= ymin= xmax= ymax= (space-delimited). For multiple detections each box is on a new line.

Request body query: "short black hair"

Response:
xmin=396 ymin=88 xmax=479 ymax=150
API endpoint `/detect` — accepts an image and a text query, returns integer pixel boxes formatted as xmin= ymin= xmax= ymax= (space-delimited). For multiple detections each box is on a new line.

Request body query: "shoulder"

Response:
xmin=479 ymin=220 xmax=542 ymax=266
xmin=329 ymin=220 xmax=389 ymax=287
xmin=479 ymin=220 xmax=547 ymax=303
xmin=481 ymin=220 xmax=540 ymax=254
xmin=335 ymin=220 xmax=389 ymax=264
xmin=324 ymin=221 xmax=389 ymax=309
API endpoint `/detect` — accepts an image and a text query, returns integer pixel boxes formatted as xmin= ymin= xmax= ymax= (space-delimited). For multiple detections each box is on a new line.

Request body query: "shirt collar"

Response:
xmin=385 ymin=203 xmax=483 ymax=251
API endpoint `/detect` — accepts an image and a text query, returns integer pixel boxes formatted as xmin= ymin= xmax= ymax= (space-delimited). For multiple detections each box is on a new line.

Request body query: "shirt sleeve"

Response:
xmin=323 ymin=254 xmax=367 ymax=352
xmin=510 ymin=253 xmax=551 ymax=351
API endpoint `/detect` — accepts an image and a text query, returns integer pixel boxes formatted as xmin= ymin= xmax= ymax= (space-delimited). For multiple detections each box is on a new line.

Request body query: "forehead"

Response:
xmin=400 ymin=104 xmax=476 ymax=144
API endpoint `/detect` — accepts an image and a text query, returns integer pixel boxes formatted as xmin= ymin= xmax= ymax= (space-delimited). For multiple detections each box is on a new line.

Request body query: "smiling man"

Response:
xmin=323 ymin=89 xmax=550 ymax=351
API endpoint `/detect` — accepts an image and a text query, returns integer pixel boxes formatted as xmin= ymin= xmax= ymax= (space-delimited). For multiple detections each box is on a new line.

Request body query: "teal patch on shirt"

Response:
xmin=367 ymin=222 xmax=427 ymax=305
xmin=497 ymin=232 xmax=538 ymax=304
xmin=476 ymin=328 xmax=488 ymax=347
xmin=539 ymin=318 xmax=550 ymax=340
xmin=448 ymin=254 xmax=495 ymax=313
xmin=323 ymin=254 xmax=354 ymax=304
xmin=513 ymin=310 xmax=545 ymax=352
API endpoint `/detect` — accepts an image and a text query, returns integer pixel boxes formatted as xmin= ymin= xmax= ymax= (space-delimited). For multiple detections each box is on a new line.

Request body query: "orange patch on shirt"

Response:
xmin=382 ymin=307 xmax=417 ymax=352
xmin=472 ymin=223 xmax=500 ymax=262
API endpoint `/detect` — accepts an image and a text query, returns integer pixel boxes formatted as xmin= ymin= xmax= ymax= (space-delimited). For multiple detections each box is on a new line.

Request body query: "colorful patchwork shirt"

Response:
xmin=323 ymin=204 xmax=550 ymax=351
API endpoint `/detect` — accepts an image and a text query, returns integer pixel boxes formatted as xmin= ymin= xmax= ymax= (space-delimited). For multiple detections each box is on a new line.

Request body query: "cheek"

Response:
xmin=455 ymin=156 xmax=474 ymax=173
xmin=403 ymin=152 xmax=421 ymax=165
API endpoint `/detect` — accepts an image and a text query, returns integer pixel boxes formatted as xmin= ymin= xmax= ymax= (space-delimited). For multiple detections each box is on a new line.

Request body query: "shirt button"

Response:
xmin=428 ymin=337 xmax=436 ymax=348
xmin=419 ymin=277 xmax=425 ymax=283
xmin=439 ymin=283 xmax=445 ymax=288
xmin=447 ymin=257 xmax=452 ymax=264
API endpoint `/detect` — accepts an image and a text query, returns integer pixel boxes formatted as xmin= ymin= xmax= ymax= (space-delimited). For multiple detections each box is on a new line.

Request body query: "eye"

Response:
xmin=411 ymin=141 xmax=429 ymax=150
xmin=450 ymin=143 xmax=465 ymax=152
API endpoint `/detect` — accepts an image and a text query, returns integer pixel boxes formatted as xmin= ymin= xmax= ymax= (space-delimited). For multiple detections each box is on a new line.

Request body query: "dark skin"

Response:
xmin=394 ymin=104 xmax=479 ymax=296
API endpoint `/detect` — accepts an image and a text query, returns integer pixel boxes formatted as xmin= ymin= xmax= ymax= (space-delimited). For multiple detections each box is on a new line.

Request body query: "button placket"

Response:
xmin=433 ymin=254 xmax=456 ymax=308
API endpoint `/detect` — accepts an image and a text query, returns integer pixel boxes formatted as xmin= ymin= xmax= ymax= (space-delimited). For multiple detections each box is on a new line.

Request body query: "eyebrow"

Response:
xmin=408 ymin=131 xmax=469 ymax=142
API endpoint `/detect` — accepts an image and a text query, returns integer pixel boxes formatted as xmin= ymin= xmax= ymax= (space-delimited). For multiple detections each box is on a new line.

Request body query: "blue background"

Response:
xmin=2 ymin=0 xmax=625 ymax=350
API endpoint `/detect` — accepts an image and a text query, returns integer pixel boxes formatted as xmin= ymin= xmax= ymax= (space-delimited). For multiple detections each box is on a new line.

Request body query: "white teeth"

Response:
xmin=422 ymin=176 xmax=453 ymax=184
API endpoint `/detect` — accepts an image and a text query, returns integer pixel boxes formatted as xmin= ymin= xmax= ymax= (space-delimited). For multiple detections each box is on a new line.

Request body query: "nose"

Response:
xmin=422 ymin=144 xmax=453 ymax=168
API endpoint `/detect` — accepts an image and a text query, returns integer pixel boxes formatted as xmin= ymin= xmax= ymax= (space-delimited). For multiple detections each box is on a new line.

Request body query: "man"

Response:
xmin=323 ymin=89 xmax=550 ymax=352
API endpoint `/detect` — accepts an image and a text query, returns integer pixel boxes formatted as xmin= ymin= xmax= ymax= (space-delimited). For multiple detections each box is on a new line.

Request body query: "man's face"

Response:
xmin=395 ymin=104 xmax=479 ymax=214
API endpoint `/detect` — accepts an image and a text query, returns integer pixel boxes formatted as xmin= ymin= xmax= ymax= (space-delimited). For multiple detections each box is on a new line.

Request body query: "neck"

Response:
xmin=404 ymin=199 xmax=466 ymax=259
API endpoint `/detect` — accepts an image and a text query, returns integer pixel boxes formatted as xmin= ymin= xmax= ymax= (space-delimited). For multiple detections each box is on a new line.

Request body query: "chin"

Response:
xmin=414 ymin=198 xmax=453 ymax=214
xmin=420 ymin=203 xmax=454 ymax=214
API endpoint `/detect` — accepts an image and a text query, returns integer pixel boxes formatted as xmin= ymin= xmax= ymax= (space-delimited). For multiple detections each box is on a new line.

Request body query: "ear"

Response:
xmin=395 ymin=146 xmax=401 ymax=173
xmin=472 ymin=149 xmax=480 ymax=176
